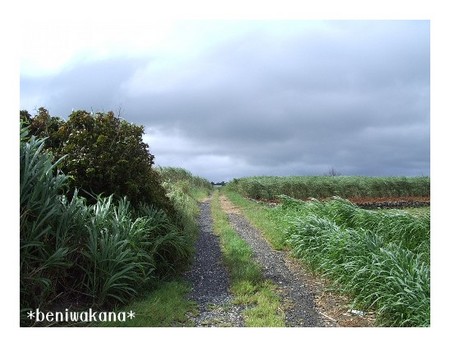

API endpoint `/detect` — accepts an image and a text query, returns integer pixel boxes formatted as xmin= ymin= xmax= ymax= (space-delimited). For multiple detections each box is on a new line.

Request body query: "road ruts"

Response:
xmin=222 ymin=199 xmax=332 ymax=327
xmin=183 ymin=199 xmax=245 ymax=327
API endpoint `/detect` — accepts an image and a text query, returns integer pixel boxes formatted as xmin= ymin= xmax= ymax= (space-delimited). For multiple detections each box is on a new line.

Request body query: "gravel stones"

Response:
xmin=183 ymin=200 xmax=245 ymax=327
xmin=226 ymin=212 xmax=328 ymax=327
xmin=184 ymin=197 xmax=337 ymax=327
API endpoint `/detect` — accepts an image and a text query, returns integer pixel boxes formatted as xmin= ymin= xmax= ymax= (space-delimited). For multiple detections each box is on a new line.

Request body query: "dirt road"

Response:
xmin=184 ymin=196 xmax=375 ymax=327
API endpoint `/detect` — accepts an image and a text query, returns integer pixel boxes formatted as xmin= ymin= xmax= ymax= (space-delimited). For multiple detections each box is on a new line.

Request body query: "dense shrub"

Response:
xmin=20 ymin=108 xmax=174 ymax=215
xmin=20 ymin=123 xmax=195 ymax=326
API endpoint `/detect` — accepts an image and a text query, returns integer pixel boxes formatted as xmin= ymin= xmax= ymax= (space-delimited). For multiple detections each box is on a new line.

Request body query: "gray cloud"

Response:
xmin=20 ymin=20 xmax=430 ymax=181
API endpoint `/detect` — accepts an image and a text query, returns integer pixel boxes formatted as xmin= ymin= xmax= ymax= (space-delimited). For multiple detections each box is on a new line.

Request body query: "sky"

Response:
xmin=20 ymin=20 xmax=430 ymax=182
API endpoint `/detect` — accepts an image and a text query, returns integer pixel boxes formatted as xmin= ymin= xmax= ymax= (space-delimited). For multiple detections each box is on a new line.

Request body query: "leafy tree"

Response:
xmin=20 ymin=107 xmax=65 ymax=149
xmin=21 ymin=108 xmax=174 ymax=215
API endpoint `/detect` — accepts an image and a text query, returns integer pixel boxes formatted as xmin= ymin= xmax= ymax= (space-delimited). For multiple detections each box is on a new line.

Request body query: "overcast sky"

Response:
xmin=20 ymin=20 xmax=430 ymax=182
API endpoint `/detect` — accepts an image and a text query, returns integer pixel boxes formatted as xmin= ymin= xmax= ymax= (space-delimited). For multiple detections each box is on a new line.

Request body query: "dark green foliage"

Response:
xmin=21 ymin=108 xmax=174 ymax=215
xmin=20 ymin=108 xmax=66 ymax=149
xmin=20 ymin=125 xmax=76 ymax=312
xmin=20 ymin=121 xmax=195 ymax=326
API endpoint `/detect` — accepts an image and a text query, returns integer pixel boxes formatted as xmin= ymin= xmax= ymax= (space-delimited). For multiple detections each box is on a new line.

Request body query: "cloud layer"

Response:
xmin=20 ymin=20 xmax=430 ymax=181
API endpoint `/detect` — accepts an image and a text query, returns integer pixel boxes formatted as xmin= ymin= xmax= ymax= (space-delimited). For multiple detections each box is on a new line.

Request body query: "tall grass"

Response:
xmin=282 ymin=196 xmax=430 ymax=326
xmin=227 ymin=176 xmax=430 ymax=200
xmin=157 ymin=166 xmax=213 ymax=194
xmin=20 ymin=126 xmax=195 ymax=325
xmin=157 ymin=166 xmax=214 ymax=265
xmin=222 ymin=190 xmax=430 ymax=326
xmin=20 ymin=126 xmax=78 ymax=312
xmin=80 ymin=196 xmax=151 ymax=307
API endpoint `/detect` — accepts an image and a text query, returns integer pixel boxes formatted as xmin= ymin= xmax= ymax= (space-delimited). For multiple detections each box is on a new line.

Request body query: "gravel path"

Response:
xmin=183 ymin=200 xmax=245 ymax=327
xmin=184 ymin=197 xmax=341 ymax=327
xmin=225 ymin=212 xmax=329 ymax=327
xmin=219 ymin=196 xmax=335 ymax=327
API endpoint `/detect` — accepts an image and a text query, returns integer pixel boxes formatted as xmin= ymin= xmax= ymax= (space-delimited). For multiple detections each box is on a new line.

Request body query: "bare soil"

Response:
xmin=253 ymin=196 xmax=430 ymax=209
xmin=347 ymin=196 xmax=429 ymax=209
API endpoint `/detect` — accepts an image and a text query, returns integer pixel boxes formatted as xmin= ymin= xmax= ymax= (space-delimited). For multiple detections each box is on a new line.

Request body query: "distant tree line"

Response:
xmin=211 ymin=181 xmax=226 ymax=186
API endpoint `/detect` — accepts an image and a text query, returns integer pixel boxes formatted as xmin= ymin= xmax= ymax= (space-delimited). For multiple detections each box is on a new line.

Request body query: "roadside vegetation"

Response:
xmin=227 ymin=175 xmax=430 ymax=200
xmin=97 ymin=281 xmax=197 ymax=327
xmin=223 ymin=185 xmax=430 ymax=327
xmin=20 ymin=109 xmax=212 ymax=326
xmin=210 ymin=191 xmax=285 ymax=327
xmin=20 ymin=107 xmax=430 ymax=327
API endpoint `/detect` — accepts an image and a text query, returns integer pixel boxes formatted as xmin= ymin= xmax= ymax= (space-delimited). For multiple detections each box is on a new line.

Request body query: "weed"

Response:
xmin=210 ymin=191 xmax=285 ymax=327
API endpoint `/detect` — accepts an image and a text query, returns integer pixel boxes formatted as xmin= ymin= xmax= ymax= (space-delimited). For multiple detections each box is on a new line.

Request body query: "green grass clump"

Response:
xmin=210 ymin=191 xmax=285 ymax=327
xmin=282 ymin=197 xmax=430 ymax=326
xmin=20 ymin=126 xmax=83 ymax=317
xmin=96 ymin=280 xmax=197 ymax=327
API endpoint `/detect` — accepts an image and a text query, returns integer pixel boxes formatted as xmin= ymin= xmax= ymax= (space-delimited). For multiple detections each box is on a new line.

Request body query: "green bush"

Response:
xmin=21 ymin=108 xmax=174 ymax=215
xmin=20 ymin=124 xmax=195 ymax=325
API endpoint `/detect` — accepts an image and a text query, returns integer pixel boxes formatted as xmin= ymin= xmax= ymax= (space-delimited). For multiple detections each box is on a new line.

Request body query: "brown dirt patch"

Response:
xmin=281 ymin=249 xmax=376 ymax=327
xmin=348 ymin=196 xmax=429 ymax=204
xmin=252 ymin=196 xmax=430 ymax=209
xmin=219 ymin=195 xmax=242 ymax=215
xmin=348 ymin=196 xmax=430 ymax=209
xmin=304 ymin=271 xmax=376 ymax=327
